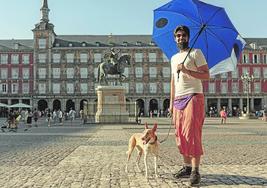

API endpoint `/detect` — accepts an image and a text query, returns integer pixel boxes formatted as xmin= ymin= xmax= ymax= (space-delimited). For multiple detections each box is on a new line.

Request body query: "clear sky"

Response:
xmin=0 ymin=0 xmax=266 ymax=39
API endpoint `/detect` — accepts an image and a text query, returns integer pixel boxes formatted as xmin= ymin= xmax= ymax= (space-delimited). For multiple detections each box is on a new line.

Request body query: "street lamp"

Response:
xmin=241 ymin=73 xmax=254 ymax=117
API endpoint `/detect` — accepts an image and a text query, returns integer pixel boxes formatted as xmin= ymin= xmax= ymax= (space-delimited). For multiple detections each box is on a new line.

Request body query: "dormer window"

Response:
xmin=82 ymin=42 xmax=86 ymax=47
xmin=123 ymin=41 xmax=128 ymax=47
xmin=150 ymin=41 xmax=155 ymax=46
xmin=14 ymin=43 xmax=19 ymax=50
xmin=38 ymin=38 xmax=46 ymax=49
xmin=136 ymin=41 xmax=142 ymax=46
xmin=69 ymin=43 xmax=73 ymax=47
xmin=96 ymin=42 xmax=100 ymax=47
xmin=55 ymin=43 xmax=60 ymax=47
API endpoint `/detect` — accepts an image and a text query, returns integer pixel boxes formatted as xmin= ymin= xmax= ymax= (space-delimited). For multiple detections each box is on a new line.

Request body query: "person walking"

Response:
xmin=33 ymin=108 xmax=39 ymax=127
xmin=169 ymin=25 xmax=210 ymax=186
xmin=220 ymin=108 xmax=227 ymax=124
xmin=47 ymin=109 xmax=52 ymax=127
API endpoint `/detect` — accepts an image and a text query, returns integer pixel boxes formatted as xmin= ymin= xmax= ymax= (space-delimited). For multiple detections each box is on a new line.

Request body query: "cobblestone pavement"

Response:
xmin=0 ymin=117 xmax=266 ymax=187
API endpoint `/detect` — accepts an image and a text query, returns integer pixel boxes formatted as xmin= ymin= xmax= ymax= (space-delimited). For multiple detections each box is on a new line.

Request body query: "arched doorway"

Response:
xmin=38 ymin=100 xmax=48 ymax=111
xmin=149 ymin=99 xmax=158 ymax=117
xmin=136 ymin=99 xmax=144 ymax=117
xmin=80 ymin=99 xmax=88 ymax=110
xmin=163 ymin=99 xmax=170 ymax=117
xmin=53 ymin=99 xmax=61 ymax=111
xmin=66 ymin=99 xmax=75 ymax=112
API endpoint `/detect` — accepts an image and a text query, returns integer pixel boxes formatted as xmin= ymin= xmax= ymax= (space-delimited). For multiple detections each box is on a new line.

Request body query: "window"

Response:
xmin=148 ymin=52 xmax=156 ymax=62
xmin=80 ymin=53 xmax=88 ymax=63
xmin=38 ymin=53 xmax=46 ymax=63
xmin=264 ymin=68 xmax=267 ymax=78
xmin=94 ymin=53 xmax=102 ymax=63
xmin=243 ymin=54 xmax=249 ymax=64
xmin=53 ymin=53 xmax=60 ymax=63
xmin=253 ymin=67 xmax=260 ymax=78
xmin=12 ymin=83 xmax=18 ymax=94
xmin=80 ymin=68 xmax=88 ymax=78
xmin=11 ymin=54 xmax=19 ymax=64
xmin=135 ymin=67 xmax=143 ymax=78
xmin=23 ymin=68 xmax=29 ymax=79
xmin=94 ymin=68 xmax=98 ymax=79
xmin=0 ymin=54 xmax=8 ymax=64
xmin=67 ymin=68 xmax=74 ymax=78
xmin=252 ymin=54 xmax=259 ymax=64
xmin=22 ymin=83 xmax=29 ymax=93
xmin=163 ymin=54 xmax=169 ymax=62
xmin=38 ymin=68 xmax=46 ymax=79
xmin=221 ymin=72 xmax=228 ymax=79
xmin=38 ymin=83 xmax=46 ymax=94
xmin=1 ymin=84 xmax=7 ymax=93
xmin=163 ymin=82 xmax=170 ymax=93
xmin=38 ymin=39 xmax=46 ymax=49
xmin=11 ymin=68 xmax=19 ymax=79
xmin=150 ymin=83 xmax=157 ymax=93
xmin=80 ymin=83 xmax=88 ymax=94
xmin=22 ymin=54 xmax=29 ymax=64
xmin=66 ymin=53 xmax=74 ymax=63
xmin=122 ymin=83 xmax=129 ymax=93
xmin=162 ymin=67 xmax=170 ymax=78
xmin=149 ymin=67 xmax=157 ymax=78
xmin=232 ymin=82 xmax=238 ymax=93
xmin=209 ymin=82 xmax=215 ymax=94
xmin=53 ymin=68 xmax=60 ymax=78
xmin=135 ymin=53 xmax=143 ymax=62
xmin=221 ymin=82 xmax=227 ymax=94
xmin=136 ymin=83 xmax=143 ymax=93
xmin=263 ymin=54 xmax=267 ymax=64
xmin=67 ymin=83 xmax=74 ymax=93
xmin=1 ymin=68 xmax=8 ymax=79
xmin=124 ymin=68 xmax=129 ymax=77
xmin=242 ymin=67 xmax=249 ymax=75
xmin=231 ymin=69 xmax=238 ymax=79
xmin=254 ymin=82 xmax=261 ymax=93
xmin=53 ymin=83 xmax=60 ymax=94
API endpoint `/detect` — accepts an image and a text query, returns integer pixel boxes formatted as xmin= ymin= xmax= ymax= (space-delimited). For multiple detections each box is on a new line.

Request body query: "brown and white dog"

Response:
xmin=125 ymin=123 xmax=159 ymax=178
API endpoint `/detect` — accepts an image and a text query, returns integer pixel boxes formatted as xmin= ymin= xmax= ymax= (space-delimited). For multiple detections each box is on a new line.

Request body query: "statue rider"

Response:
xmin=109 ymin=48 xmax=120 ymax=66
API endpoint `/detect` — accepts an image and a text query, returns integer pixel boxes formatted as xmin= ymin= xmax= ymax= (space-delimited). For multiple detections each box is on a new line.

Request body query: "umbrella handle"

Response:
xmin=177 ymin=24 xmax=206 ymax=79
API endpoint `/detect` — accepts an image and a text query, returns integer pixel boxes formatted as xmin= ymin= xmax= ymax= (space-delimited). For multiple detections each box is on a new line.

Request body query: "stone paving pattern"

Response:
xmin=0 ymin=117 xmax=266 ymax=187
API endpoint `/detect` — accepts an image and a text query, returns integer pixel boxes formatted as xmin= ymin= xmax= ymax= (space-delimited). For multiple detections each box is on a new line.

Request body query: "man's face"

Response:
xmin=175 ymin=30 xmax=189 ymax=50
xmin=175 ymin=30 xmax=189 ymax=44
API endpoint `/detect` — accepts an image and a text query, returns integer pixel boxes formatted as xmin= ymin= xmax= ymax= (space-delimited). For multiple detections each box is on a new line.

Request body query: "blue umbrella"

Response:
xmin=153 ymin=0 xmax=246 ymax=75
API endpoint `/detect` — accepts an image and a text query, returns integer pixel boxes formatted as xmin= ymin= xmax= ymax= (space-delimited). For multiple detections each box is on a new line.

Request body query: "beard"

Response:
xmin=177 ymin=42 xmax=189 ymax=50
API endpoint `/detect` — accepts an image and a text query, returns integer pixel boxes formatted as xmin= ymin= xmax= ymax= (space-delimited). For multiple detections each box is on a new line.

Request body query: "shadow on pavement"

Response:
xmin=201 ymin=174 xmax=267 ymax=187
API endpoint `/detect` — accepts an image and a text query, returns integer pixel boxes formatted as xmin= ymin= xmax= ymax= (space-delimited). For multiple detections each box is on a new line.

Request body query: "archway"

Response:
xmin=53 ymin=99 xmax=61 ymax=111
xmin=38 ymin=100 xmax=48 ymax=111
xmin=80 ymin=99 xmax=88 ymax=110
xmin=66 ymin=99 xmax=75 ymax=112
xmin=163 ymin=99 xmax=170 ymax=117
xmin=136 ymin=99 xmax=144 ymax=117
xmin=149 ymin=99 xmax=158 ymax=117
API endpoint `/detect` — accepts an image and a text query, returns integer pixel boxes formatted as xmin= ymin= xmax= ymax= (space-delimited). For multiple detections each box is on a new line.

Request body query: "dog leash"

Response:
xmin=159 ymin=113 xmax=173 ymax=143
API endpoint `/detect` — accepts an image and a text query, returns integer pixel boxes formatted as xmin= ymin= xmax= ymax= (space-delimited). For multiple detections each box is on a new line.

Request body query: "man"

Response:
xmin=109 ymin=48 xmax=120 ymax=65
xmin=169 ymin=25 xmax=210 ymax=186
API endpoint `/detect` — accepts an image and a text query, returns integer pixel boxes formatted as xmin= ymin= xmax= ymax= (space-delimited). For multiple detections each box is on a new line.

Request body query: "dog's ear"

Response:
xmin=152 ymin=123 xmax=157 ymax=132
xmin=145 ymin=122 xmax=148 ymax=129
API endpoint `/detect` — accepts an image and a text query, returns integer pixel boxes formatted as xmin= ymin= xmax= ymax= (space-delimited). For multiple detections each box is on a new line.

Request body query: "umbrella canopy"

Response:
xmin=153 ymin=0 xmax=246 ymax=75
xmin=0 ymin=102 xmax=9 ymax=108
xmin=10 ymin=103 xmax=32 ymax=108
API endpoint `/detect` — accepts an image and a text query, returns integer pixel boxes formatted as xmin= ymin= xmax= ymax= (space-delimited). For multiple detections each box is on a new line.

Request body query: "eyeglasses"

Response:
xmin=175 ymin=34 xmax=187 ymax=38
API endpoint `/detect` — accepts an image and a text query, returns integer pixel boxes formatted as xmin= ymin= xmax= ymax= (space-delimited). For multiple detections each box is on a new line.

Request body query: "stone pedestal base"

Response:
xmin=95 ymin=86 xmax=129 ymax=123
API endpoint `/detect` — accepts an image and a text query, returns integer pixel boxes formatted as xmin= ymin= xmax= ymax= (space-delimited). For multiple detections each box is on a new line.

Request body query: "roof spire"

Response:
xmin=40 ymin=0 xmax=50 ymax=22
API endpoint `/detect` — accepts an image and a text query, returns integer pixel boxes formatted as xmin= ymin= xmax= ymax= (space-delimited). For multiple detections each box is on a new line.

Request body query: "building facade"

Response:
xmin=0 ymin=0 xmax=267 ymax=117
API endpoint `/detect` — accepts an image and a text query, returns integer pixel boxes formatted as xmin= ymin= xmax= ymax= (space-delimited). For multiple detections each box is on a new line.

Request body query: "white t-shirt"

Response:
xmin=171 ymin=48 xmax=207 ymax=97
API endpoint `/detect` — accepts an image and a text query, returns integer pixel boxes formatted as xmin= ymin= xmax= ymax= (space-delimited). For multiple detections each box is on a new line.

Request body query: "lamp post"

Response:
xmin=241 ymin=73 xmax=254 ymax=118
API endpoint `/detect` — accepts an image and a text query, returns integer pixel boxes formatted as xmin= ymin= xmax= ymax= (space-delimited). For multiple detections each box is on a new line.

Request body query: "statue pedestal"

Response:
xmin=95 ymin=86 xmax=129 ymax=123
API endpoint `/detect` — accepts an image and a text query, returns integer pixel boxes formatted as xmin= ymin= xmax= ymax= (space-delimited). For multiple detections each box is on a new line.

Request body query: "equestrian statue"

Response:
xmin=97 ymin=48 xmax=131 ymax=85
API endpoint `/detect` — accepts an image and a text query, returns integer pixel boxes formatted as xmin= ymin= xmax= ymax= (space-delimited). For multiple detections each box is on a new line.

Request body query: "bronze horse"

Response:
xmin=97 ymin=55 xmax=131 ymax=85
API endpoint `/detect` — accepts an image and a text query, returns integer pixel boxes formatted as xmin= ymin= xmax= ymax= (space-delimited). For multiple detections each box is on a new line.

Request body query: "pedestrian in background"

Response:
xmin=220 ymin=108 xmax=227 ymax=124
